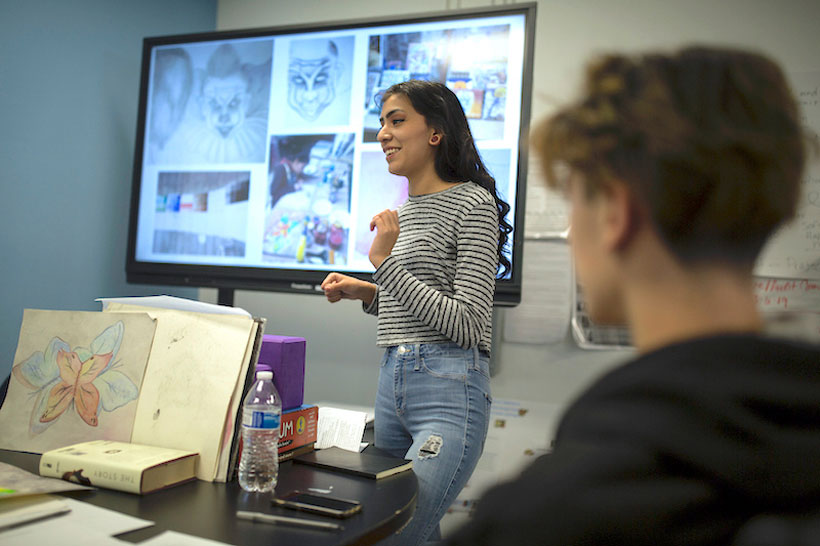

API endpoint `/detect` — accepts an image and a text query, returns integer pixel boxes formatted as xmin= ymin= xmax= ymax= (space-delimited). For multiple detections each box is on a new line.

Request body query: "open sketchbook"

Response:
xmin=0 ymin=296 xmax=265 ymax=483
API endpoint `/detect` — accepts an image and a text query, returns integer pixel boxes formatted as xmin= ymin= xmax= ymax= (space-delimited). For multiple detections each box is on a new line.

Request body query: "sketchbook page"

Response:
xmin=502 ymin=239 xmax=572 ymax=344
xmin=131 ymin=310 xmax=255 ymax=481
xmin=0 ymin=310 xmax=156 ymax=454
xmin=315 ymin=407 xmax=368 ymax=452
xmin=755 ymin=71 xmax=820 ymax=280
xmin=104 ymin=305 xmax=256 ymax=481
xmin=97 ymin=295 xmax=251 ymax=317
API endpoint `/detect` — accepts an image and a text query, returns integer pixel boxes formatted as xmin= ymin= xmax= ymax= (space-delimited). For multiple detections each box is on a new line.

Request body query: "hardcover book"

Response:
xmin=294 ymin=446 xmax=412 ymax=480
xmin=39 ymin=440 xmax=198 ymax=494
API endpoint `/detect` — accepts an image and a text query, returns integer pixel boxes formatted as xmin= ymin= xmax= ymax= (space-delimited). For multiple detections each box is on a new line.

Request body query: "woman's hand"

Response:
xmin=369 ymin=209 xmax=399 ymax=269
xmin=321 ymin=272 xmax=377 ymax=305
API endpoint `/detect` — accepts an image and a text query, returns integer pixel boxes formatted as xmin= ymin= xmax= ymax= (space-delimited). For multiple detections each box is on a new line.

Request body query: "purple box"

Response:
xmin=257 ymin=335 xmax=306 ymax=411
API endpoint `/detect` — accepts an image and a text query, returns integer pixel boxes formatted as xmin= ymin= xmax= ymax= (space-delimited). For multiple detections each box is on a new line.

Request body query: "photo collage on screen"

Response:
xmin=138 ymin=13 xmax=524 ymax=275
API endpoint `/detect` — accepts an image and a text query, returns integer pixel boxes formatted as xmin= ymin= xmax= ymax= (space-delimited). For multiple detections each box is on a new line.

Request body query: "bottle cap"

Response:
xmin=257 ymin=370 xmax=273 ymax=380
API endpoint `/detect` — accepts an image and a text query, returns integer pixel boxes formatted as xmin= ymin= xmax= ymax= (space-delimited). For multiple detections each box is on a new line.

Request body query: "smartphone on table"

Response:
xmin=272 ymin=490 xmax=362 ymax=518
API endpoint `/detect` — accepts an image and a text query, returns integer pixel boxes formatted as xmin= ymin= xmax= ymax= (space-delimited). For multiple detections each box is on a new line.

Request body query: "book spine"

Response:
xmin=278 ymin=442 xmax=315 ymax=463
xmin=39 ymin=453 xmax=143 ymax=494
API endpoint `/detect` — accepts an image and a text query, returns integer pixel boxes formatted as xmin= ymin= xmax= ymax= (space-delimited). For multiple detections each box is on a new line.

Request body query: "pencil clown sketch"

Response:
xmin=12 ymin=321 xmax=137 ymax=433
xmin=286 ymin=36 xmax=354 ymax=126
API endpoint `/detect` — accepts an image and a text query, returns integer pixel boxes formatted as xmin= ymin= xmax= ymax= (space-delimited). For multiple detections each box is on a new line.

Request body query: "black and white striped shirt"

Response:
xmin=363 ymin=182 xmax=499 ymax=354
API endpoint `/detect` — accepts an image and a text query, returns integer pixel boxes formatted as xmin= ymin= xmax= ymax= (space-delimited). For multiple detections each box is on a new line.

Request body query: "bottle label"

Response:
xmin=243 ymin=410 xmax=281 ymax=430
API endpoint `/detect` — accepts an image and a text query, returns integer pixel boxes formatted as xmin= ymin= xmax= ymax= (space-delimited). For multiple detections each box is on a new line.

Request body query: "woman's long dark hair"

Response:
xmin=380 ymin=80 xmax=512 ymax=278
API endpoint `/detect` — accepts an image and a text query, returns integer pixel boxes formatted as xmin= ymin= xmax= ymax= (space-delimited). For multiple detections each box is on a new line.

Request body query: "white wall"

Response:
xmin=210 ymin=0 xmax=820 ymax=423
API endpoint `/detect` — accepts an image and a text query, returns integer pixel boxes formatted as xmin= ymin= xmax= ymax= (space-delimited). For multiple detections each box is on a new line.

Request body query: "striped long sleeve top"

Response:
xmin=363 ymin=181 xmax=499 ymax=354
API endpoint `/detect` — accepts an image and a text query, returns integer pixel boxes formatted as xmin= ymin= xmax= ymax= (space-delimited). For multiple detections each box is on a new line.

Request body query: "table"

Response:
xmin=0 ymin=447 xmax=417 ymax=546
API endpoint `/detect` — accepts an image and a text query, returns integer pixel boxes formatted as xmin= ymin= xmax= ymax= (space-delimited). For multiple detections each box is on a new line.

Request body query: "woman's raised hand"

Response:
xmin=368 ymin=209 xmax=399 ymax=269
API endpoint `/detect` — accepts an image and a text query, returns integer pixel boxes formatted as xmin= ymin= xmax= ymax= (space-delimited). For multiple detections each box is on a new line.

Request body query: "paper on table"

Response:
xmin=0 ymin=495 xmax=69 ymax=531
xmin=315 ymin=401 xmax=375 ymax=424
xmin=0 ymin=497 xmax=153 ymax=545
xmin=103 ymin=303 xmax=258 ymax=481
xmin=0 ymin=521 xmax=125 ymax=546
xmin=315 ymin=407 xmax=368 ymax=452
xmin=56 ymin=498 xmax=153 ymax=535
xmin=138 ymin=530 xmax=233 ymax=545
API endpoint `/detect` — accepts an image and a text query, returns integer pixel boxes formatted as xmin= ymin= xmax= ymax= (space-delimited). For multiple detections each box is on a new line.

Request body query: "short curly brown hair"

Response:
xmin=533 ymin=46 xmax=807 ymax=268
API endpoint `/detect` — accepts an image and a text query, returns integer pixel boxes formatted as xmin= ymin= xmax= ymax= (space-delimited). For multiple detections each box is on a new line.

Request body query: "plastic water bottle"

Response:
xmin=238 ymin=370 xmax=281 ymax=493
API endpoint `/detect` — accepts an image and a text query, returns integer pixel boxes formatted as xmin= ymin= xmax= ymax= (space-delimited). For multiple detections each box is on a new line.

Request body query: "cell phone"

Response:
xmin=272 ymin=490 xmax=362 ymax=519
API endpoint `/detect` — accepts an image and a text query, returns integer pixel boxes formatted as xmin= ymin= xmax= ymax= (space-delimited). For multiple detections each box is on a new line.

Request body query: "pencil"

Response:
xmin=236 ymin=510 xmax=343 ymax=531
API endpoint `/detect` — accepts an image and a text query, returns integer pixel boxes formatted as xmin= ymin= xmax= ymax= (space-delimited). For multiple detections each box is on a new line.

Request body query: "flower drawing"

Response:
xmin=12 ymin=321 xmax=139 ymax=433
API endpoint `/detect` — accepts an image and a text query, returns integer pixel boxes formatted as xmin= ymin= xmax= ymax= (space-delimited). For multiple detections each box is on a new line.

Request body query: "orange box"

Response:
xmin=278 ymin=404 xmax=318 ymax=455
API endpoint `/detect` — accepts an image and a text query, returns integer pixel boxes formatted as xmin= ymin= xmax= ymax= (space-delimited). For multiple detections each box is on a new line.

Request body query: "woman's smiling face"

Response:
xmin=377 ymin=93 xmax=438 ymax=179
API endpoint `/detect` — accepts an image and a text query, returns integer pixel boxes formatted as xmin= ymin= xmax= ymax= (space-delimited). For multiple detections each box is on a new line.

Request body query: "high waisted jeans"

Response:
xmin=375 ymin=342 xmax=492 ymax=545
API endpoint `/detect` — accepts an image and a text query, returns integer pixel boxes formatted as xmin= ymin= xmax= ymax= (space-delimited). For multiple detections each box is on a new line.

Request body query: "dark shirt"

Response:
xmin=269 ymin=163 xmax=296 ymax=208
xmin=447 ymin=334 xmax=820 ymax=545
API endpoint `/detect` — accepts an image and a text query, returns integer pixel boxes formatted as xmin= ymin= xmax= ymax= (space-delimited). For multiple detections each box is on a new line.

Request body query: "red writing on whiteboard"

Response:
xmin=753 ymin=278 xmax=820 ymax=310
xmin=754 ymin=279 xmax=820 ymax=293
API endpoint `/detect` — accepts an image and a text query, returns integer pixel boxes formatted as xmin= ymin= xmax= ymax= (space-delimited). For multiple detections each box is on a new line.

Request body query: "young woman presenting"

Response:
xmin=321 ymin=79 xmax=511 ymax=544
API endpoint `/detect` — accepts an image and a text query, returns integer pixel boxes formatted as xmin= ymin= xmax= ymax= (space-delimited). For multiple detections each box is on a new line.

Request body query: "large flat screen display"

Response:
xmin=126 ymin=4 xmax=535 ymax=305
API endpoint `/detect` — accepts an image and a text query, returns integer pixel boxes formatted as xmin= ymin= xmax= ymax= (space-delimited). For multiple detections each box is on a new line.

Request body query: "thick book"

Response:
xmin=39 ymin=440 xmax=198 ymax=494
xmin=293 ymin=446 xmax=412 ymax=479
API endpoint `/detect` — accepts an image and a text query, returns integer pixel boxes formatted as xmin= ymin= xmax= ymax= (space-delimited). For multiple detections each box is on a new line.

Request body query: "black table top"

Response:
xmin=1 ymin=447 xmax=417 ymax=546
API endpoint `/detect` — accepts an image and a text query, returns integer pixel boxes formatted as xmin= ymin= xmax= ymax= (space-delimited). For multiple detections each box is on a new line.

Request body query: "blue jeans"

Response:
xmin=375 ymin=343 xmax=492 ymax=545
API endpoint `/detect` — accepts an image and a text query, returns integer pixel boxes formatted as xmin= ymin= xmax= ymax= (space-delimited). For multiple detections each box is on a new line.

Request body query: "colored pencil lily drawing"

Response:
xmin=11 ymin=321 xmax=139 ymax=433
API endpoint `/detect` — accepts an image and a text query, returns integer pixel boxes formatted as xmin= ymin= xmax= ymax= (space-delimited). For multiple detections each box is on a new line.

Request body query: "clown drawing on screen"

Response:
xmin=286 ymin=36 xmax=353 ymax=126
xmin=150 ymin=41 xmax=272 ymax=164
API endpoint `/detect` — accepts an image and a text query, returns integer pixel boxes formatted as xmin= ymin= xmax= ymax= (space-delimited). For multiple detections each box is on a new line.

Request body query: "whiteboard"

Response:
xmin=755 ymin=71 xmax=820 ymax=280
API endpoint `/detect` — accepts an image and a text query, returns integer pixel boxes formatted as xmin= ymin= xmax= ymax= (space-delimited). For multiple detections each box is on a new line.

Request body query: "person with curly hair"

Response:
xmin=447 ymin=46 xmax=820 ymax=546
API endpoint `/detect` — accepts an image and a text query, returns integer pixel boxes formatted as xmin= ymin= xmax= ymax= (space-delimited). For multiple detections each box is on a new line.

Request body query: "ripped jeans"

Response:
xmin=375 ymin=343 xmax=492 ymax=545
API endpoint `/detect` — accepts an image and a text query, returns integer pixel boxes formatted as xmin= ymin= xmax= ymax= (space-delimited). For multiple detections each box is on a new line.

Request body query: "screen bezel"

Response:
xmin=125 ymin=3 xmax=536 ymax=306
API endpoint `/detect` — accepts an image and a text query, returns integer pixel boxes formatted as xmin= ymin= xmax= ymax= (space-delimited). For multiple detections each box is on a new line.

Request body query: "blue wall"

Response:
xmin=0 ymin=1 xmax=217 ymax=381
